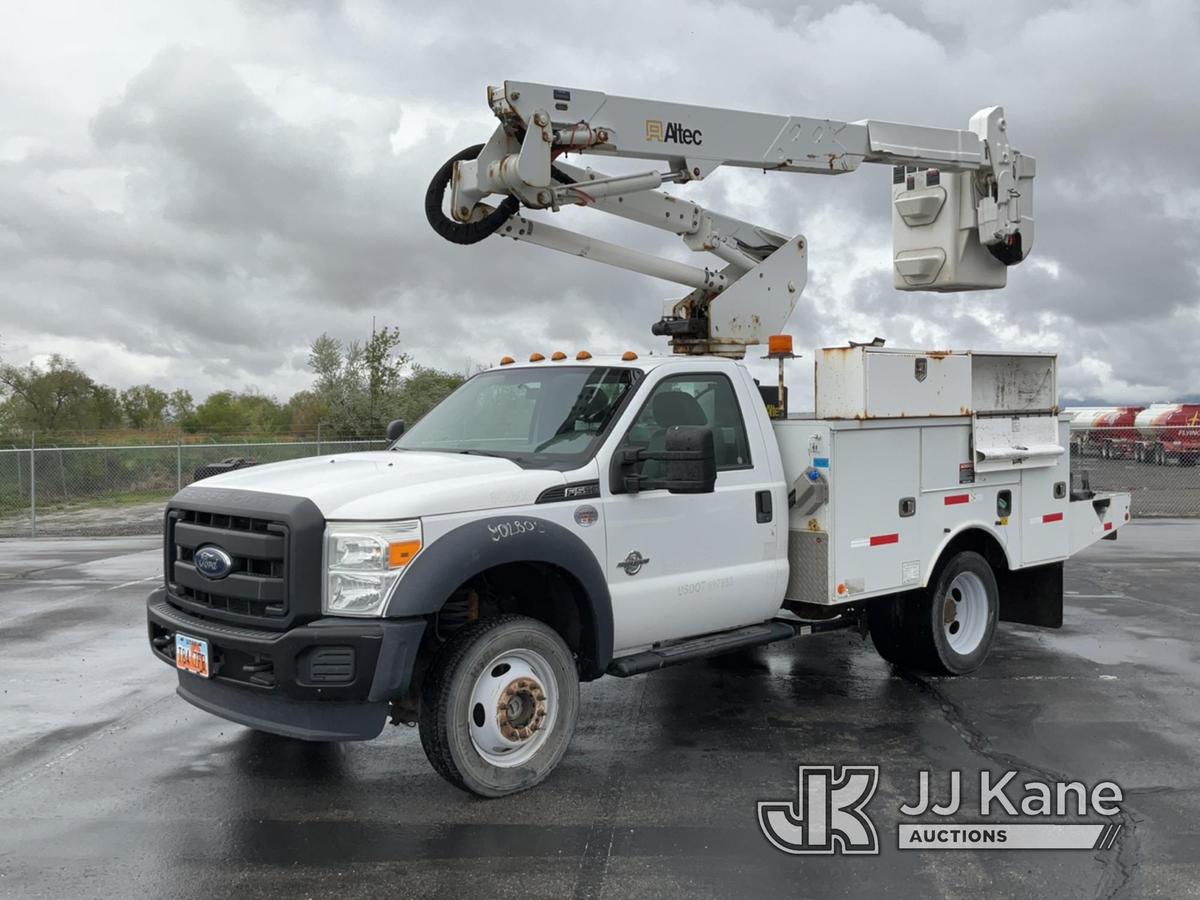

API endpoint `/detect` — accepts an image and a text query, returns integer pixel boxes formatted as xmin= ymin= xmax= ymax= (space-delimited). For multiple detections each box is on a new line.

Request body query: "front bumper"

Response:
xmin=147 ymin=589 xmax=426 ymax=741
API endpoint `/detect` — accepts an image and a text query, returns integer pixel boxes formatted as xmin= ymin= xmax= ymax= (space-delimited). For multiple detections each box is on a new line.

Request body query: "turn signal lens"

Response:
xmin=388 ymin=539 xmax=422 ymax=567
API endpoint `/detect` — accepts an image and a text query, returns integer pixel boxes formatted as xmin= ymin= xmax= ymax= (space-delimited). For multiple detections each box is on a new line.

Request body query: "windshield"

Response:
xmin=394 ymin=366 xmax=639 ymax=468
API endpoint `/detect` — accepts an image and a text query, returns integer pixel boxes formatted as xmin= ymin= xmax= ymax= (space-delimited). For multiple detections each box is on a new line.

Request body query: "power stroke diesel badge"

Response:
xmin=616 ymin=551 xmax=650 ymax=576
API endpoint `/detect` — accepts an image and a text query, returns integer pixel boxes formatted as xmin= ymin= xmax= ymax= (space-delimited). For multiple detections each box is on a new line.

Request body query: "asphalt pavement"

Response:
xmin=1 ymin=522 xmax=1198 ymax=899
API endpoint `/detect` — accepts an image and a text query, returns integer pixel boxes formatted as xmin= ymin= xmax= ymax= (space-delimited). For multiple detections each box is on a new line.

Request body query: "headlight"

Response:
xmin=323 ymin=520 xmax=422 ymax=617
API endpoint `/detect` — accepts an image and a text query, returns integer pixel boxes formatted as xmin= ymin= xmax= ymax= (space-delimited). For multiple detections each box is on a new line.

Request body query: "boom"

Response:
xmin=426 ymin=81 xmax=1036 ymax=358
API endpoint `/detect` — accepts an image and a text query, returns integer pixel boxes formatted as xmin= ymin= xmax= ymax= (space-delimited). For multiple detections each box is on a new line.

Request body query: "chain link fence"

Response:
xmin=0 ymin=424 xmax=1195 ymax=539
xmin=1070 ymin=425 xmax=1200 ymax=518
xmin=0 ymin=437 xmax=387 ymax=537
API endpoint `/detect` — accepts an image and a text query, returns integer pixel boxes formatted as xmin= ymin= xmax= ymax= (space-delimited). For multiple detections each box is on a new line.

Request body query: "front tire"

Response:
xmin=419 ymin=615 xmax=579 ymax=797
xmin=869 ymin=551 xmax=999 ymax=675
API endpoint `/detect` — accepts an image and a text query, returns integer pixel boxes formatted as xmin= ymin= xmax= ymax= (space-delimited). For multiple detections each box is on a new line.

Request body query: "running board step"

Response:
xmin=606 ymin=621 xmax=797 ymax=677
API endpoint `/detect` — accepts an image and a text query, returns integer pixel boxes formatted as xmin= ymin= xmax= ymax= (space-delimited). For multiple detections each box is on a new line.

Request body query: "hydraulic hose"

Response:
xmin=424 ymin=144 xmax=521 ymax=245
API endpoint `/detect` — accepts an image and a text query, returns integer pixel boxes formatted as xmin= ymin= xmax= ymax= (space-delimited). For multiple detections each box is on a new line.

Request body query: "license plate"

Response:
xmin=175 ymin=634 xmax=211 ymax=678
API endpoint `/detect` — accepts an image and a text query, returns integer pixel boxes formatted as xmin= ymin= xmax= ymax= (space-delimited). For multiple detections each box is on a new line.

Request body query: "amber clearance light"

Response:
xmin=388 ymin=539 xmax=422 ymax=567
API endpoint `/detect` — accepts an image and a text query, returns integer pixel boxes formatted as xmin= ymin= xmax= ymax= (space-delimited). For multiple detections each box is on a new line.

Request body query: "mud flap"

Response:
xmin=997 ymin=561 xmax=1064 ymax=629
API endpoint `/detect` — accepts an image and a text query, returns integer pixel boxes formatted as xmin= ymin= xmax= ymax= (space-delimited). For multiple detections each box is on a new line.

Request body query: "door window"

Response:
xmin=621 ymin=373 xmax=752 ymax=479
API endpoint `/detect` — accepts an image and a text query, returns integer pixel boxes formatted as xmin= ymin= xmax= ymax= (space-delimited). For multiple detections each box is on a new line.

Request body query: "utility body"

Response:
xmin=148 ymin=82 xmax=1128 ymax=796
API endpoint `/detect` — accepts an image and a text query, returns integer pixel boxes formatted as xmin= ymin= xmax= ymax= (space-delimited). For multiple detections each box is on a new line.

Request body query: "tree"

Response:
xmin=0 ymin=354 xmax=123 ymax=433
xmin=120 ymin=384 xmax=170 ymax=429
xmin=185 ymin=389 xmax=289 ymax=436
xmin=392 ymin=365 xmax=465 ymax=426
xmin=284 ymin=389 xmax=331 ymax=437
xmin=166 ymin=389 xmax=194 ymax=425
xmin=307 ymin=326 xmax=411 ymax=437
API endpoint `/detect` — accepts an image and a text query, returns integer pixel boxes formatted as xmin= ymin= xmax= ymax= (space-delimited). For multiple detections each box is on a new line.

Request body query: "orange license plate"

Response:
xmin=175 ymin=634 xmax=211 ymax=678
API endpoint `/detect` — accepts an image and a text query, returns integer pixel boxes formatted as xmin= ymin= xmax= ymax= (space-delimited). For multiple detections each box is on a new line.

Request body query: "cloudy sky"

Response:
xmin=2 ymin=0 xmax=1198 ymax=405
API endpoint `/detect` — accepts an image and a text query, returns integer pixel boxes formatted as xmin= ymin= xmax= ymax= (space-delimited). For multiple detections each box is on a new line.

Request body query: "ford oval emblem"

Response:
xmin=194 ymin=545 xmax=234 ymax=580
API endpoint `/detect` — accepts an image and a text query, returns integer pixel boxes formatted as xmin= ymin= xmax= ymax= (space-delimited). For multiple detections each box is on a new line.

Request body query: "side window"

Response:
xmin=622 ymin=373 xmax=751 ymax=472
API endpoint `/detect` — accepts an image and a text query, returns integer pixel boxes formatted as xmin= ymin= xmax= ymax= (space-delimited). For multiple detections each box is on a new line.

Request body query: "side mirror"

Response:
xmin=610 ymin=425 xmax=717 ymax=494
xmin=386 ymin=419 xmax=406 ymax=441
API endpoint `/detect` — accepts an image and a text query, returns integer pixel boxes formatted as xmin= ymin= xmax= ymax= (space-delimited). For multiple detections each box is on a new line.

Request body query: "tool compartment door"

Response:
xmin=831 ymin=427 xmax=921 ymax=598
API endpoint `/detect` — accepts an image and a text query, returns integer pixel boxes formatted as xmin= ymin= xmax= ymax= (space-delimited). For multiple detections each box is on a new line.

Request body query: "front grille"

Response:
xmin=168 ymin=508 xmax=289 ymax=624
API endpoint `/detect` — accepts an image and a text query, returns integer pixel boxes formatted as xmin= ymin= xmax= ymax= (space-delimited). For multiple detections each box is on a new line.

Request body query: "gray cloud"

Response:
xmin=0 ymin=0 xmax=1197 ymax=406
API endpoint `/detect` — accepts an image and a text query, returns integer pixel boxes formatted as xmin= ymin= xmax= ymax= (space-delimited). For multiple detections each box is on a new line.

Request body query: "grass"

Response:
xmin=0 ymin=489 xmax=169 ymax=521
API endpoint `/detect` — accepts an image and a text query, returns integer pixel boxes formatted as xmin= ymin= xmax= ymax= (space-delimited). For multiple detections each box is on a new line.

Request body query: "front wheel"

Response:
xmin=419 ymin=615 xmax=580 ymax=797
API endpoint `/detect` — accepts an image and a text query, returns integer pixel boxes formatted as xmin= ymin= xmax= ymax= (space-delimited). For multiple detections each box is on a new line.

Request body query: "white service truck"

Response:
xmin=147 ymin=82 xmax=1129 ymax=797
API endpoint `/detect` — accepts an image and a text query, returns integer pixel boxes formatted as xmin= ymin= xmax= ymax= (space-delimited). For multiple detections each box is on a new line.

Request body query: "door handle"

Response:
xmin=755 ymin=490 xmax=773 ymax=524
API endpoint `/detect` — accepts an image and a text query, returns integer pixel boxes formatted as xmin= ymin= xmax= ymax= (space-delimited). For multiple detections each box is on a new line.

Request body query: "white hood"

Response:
xmin=188 ymin=451 xmax=566 ymax=520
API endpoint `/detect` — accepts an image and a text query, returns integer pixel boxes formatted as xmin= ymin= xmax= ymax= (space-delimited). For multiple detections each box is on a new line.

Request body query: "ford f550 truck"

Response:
xmin=147 ymin=82 xmax=1128 ymax=796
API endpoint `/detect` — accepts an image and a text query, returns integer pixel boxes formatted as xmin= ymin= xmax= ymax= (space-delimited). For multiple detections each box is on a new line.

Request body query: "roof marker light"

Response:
xmin=529 ymin=352 xmax=545 ymax=362
xmin=621 ymin=351 xmax=638 ymax=361
xmin=551 ymin=351 xmax=567 ymax=361
xmin=499 ymin=356 xmax=515 ymax=366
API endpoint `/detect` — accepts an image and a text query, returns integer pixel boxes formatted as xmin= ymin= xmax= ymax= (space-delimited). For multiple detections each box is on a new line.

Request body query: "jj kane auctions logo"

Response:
xmin=759 ymin=766 xmax=1126 ymax=854
xmin=645 ymin=119 xmax=703 ymax=145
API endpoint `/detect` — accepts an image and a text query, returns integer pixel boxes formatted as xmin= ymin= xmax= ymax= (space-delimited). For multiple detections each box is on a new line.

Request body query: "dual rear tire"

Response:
xmin=869 ymin=551 xmax=999 ymax=675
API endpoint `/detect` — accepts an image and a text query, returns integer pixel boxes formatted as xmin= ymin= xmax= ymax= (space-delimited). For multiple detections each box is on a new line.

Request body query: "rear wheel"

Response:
xmin=869 ymin=551 xmax=999 ymax=675
xmin=419 ymin=615 xmax=579 ymax=797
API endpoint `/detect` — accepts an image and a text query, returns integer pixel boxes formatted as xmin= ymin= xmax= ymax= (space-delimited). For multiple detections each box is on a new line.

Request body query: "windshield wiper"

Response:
xmin=458 ymin=449 xmax=527 ymax=462
xmin=533 ymin=432 xmax=577 ymax=453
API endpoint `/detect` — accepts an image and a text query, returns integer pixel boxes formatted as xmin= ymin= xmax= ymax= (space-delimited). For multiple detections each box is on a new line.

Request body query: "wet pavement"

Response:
xmin=1 ymin=523 xmax=1198 ymax=899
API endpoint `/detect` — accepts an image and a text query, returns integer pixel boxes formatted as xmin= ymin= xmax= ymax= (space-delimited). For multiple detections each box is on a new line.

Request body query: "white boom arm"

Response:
xmin=427 ymin=81 xmax=1036 ymax=357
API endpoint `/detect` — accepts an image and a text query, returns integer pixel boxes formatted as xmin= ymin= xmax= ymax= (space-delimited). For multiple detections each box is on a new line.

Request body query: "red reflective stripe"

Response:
xmin=944 ymin=494 xmax=970 ymax=505
xmin=870 ymin=533 xmax=900 ymax=546
xmin=1104 ymin=522 xmax=1114 ymax=531
xmin=1043 ymin=512 xmax=1064 ymax=523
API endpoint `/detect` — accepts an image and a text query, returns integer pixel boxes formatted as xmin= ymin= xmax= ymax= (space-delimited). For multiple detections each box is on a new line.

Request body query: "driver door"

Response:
xmin=600 ymin=370 xmax=780 ymax=652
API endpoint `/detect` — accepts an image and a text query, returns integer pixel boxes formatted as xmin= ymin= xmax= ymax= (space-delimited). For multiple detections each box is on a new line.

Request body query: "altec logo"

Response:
xmin=645 ymin=119 xmax=703 ymax=145
xmin=758 ymin=766 xmax=880 ymax=854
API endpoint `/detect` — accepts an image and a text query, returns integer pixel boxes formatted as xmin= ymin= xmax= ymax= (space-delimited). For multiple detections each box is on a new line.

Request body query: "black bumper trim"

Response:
xmin=176 ymin=673 xmax=387 ymax=742
xmin=148 ymin=589 xmax=427 ymax=741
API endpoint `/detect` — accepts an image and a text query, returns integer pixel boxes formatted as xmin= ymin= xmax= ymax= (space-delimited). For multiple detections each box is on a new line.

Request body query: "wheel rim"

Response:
xmin=942 ymin=571 xmax=989 ymax=655
xmin=467 ymin=648 xmax=558 ymax=768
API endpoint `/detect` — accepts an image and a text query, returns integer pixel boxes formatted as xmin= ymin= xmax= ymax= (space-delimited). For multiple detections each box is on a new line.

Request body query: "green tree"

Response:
xmin=166 ymin=389 xmax=194 ymax=424
xmin=120 ymin=384 xmax=170 ymax=429
xmin=0 ymin=354 xmax=123 ymax=433
xmin=284 ymin=389 xmax=331 ymax=437
xmin=185 ymin=389 xmax=289 ymax=436
xmin=307 ymin=326 xmax=411 ymax=437
xmin=392 ymin=365 xmax=465 ymax=427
